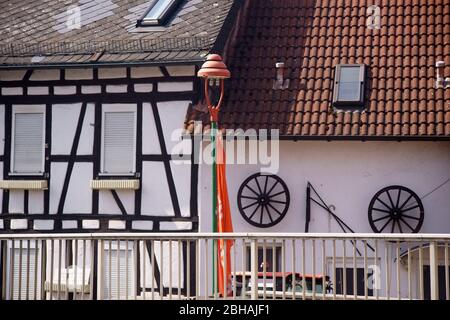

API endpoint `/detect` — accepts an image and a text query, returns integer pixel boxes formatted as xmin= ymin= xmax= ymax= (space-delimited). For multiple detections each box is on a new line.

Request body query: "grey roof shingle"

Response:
xmin=0 ymin=0 xmax=238 ymax=67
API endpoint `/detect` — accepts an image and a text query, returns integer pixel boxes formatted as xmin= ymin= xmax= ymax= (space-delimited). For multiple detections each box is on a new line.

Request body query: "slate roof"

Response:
xmin=0 ymin=0 xmax=238 ymax=67
xmin=185 ymin=0 xmax=450 ymax=139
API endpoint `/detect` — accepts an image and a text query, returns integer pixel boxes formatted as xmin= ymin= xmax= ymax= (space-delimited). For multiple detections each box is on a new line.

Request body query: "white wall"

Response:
xmin=0 ymin=67 xmax=197 ymax=232
xmin=199 ymin=141 xmax=450 ymax=234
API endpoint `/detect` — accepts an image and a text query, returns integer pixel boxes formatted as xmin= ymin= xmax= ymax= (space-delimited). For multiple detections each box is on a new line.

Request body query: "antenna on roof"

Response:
xmin=435 ymin=61 xmax=450 ymax=89
xmin=273 ymin=62 xmax=290 ymax=90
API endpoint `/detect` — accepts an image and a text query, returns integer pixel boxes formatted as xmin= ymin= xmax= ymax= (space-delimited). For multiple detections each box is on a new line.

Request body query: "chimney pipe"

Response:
xmin=435 ymin=60 xmax=450 ymax=89
xmin=273 ymin=62 xmax=289 ymax=90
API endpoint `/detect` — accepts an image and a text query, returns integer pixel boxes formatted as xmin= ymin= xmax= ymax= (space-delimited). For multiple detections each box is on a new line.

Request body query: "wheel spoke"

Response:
xmin=402 ymin=214 xmax=420 ymax=221
xmin=395 ymin=189 xmax=402 ymax=208
xmin=263 ymin=176 xmax=269 ymax=194
xmin=268 ymin=191 xmax=286 ymax=199
xmin=376 ymin=197 xmax=393 ymax=211
xmin=372 ymin=208 xmax=391 ymax=214
xmin=390 ymin=220 xmax=395 ymax=233
xmin=265 ymin=205 xmax=274 ymax=223
xmin=397 ymin=220 xmax=403 ymax=233
xmin=241 ymin=195 xmax=259 ymax=200
xmin=242 ymin=201 xmax=259 ymax=210
xmin=402 ymin=204 xmax=420 ymax=212
xmin=255 ymin=176 xmax=263 ymax=194
xmin=386 ymin=190 xmax=396 ymax=209
xmin=398 ymin=194 xmax=413 ymax=210
xmin=269 ymin=199 xmax=286 ymax=205
xmin=259 ymin=205 xmax=264 ymax=224
xmin=248 ymin=204 xmax=261 ymax=220
xmin=372 ymin=215 xmax=390 ymax=223
xmin=399 ymin=217 xmax=415 ymax=232
xmin=379 ymin=218 xmax=393 ymax=233
xmin=266 ymin=202 xmax=282 ymax=216
xmin=266 ymin=180 xmax=279 ymax=197
xmin=245 ymin=185 xmax=260 ymax=197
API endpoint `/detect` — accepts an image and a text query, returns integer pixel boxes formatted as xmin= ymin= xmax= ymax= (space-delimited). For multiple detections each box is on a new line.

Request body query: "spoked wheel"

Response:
xmin=237 ymin=173 xmax=290 ymax=228
xmin=368 ymin=185 xmax=424 ymax=233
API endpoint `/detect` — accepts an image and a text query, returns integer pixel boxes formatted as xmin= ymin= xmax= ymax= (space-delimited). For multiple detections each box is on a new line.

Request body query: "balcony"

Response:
xmin=0 ymin=233 xmax=449 ymax=300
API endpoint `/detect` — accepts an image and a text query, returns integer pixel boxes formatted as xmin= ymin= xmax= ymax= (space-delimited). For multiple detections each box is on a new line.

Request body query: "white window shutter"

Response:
xmin=103 ymin=245 xmax=134 ymax=299
xmin=12 ymin=248 xmax=38 ymax=300
xmin=13 ymin=113 xmax=44 ymax=173
xmin=103 ymin=112 xmax=135 ymax=174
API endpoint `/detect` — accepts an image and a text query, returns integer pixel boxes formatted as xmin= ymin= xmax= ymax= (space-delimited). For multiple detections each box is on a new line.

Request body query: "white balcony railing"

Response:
xmin=0 ymin=233 xmax=449 ymax=300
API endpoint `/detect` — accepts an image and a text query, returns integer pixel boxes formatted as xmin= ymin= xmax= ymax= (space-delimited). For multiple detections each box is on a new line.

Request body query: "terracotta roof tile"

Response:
xmin=186 ymin=0 xmax=450 ymax=139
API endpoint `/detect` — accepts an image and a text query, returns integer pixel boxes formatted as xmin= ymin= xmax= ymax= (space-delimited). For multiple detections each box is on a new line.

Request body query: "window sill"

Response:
xmin=8 ymin=172 xmax=45 ymax=177
xmin=0 ymin=180 xmax=48 ymax=190
xmin=90 ymin=179 xmax=140 ymax=190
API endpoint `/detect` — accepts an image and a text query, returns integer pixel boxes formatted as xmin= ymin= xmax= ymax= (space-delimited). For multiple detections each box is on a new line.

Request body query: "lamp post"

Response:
xmin=197 ymin=54 xmax=231 ymax=295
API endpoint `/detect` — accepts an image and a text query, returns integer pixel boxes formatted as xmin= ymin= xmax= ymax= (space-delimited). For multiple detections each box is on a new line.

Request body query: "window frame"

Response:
xmin=136 ymin=0 xmax=182 ymax=27
xmin=332 ymin=64 xmax=366 ymax=107
xmin=10 ymin=105 xmax=46 ymax=176
xmin=100 ymin=104 xmax=137 ymax=176
xmin=245 ymin=243 xmax=282 ymax=272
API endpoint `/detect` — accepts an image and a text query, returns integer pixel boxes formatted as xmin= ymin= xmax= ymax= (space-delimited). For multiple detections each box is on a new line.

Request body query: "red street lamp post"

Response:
xmin=197 ymin=54 xmax=231 ymax=295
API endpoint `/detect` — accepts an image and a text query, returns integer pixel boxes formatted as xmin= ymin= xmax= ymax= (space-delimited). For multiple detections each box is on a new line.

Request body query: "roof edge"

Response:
xmin=0 ymin=58 xmax=205 ymax=70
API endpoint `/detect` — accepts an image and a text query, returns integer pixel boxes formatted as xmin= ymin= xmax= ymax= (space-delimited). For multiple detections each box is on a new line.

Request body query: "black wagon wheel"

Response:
xmin=368 ymin=185 xmax=424 ymax=233
xmin=237 ymin=173 xmax=290 ymax=228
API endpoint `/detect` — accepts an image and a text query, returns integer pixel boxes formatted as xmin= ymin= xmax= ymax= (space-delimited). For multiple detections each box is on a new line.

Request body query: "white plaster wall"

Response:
xmin=49 ymin=163 xmax=67 ymax=214
xmin=77 ymin=103 xmax=95 ymax=155
xmin=9 ymin=190 xmax=24 ymax=214
xmin=29 ymin=191 xmax=44 ymax=214
xmin=171 ymin=160 xmax=192 ymax=218
xmin=142 ymin=102 xmax=161 ymax=154
xmin=141 ymin=162 xmax=175 ymax=216
xmin=64 ymin=163 xmax=92 ymax=213
xmin=199 ymin=141 xmax=450 ymax=234
xmin=52 ymin=103 xmax=82 ymax=155
xmin=157 ymin=101 xmax=191 ymax=154
xmin=99 ymin=190 xmax=134 ymax=215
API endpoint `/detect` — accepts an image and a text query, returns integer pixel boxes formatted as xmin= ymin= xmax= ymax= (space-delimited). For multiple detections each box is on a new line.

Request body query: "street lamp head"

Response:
xmin=197 ymin=54 xmax=231 ymax=79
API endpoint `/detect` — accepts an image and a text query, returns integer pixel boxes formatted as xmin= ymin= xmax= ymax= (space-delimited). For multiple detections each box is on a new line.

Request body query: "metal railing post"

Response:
xmin=250 ymin=239 xmax=258 ymax=300
xmin=1 ymin=240 xmax=6 ymax=300
xmin=98 ymin=240 xmax=104 ymax=300
xmin=429 ymin=241 xmax=439 ymax=300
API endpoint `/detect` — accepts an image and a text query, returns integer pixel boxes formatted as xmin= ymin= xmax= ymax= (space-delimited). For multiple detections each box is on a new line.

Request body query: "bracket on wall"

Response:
xmin=305 ymin=182 xmax=375 ymax=256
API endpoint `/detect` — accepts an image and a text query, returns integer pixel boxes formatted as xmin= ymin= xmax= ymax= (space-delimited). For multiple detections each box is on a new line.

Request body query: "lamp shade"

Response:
xmin=197 ymin=54 xmax=231 ymax=79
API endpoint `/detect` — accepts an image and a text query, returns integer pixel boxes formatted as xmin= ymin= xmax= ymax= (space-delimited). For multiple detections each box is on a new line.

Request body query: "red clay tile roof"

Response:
xmin=185 ymin=0 xmax=450 ymax=139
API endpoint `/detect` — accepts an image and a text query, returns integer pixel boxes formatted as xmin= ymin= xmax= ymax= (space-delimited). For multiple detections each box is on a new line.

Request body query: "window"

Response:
xmin=335 ymin=267 xmax=374 ymax=297
xmin=333 ymin=64 xmax=366 ymax=107
xmin=423 ymin=265 xmax=450 ymax=300
xmin=101 ymin=104 xmax=137 ymax=175
xmin=137 ymin=0 xmax=182 ymax=26
xmin=103 ymin=241 xmax=135 ymax=299
xmin=11 ymin=105 xmax=45 ymax=174
xmin=245 ymin=245 xmax=282 ymax=272
xmin=6 ymin=243 xmax=42 ymax=300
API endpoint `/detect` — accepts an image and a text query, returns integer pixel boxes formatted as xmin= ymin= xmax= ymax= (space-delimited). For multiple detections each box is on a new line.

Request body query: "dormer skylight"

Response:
xmin=137 ymin=0 xmax=182 ymax=26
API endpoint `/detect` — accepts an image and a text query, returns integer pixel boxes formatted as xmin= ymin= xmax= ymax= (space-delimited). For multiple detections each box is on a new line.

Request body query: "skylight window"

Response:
xmin=137 ymin=0 xmax=182 ymax=26
xmin=332 ymin=64 xmax=366 ymax=108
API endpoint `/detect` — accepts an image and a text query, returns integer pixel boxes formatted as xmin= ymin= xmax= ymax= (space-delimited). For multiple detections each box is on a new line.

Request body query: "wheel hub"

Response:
xmin=259 ymin=195 xmax=269 ymax=205
xmin=391 ymin=209 xmax=401 ymax=219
